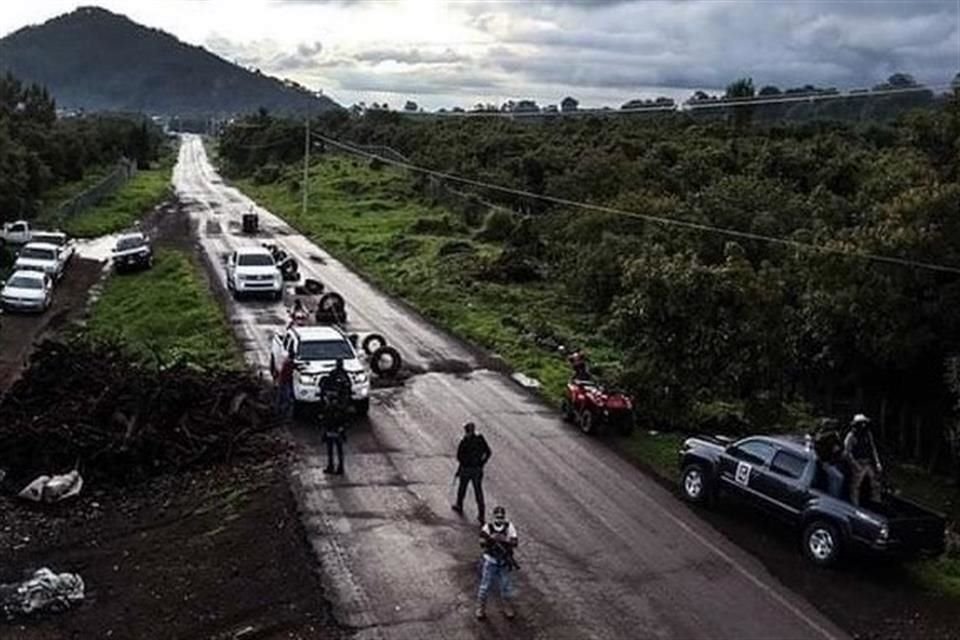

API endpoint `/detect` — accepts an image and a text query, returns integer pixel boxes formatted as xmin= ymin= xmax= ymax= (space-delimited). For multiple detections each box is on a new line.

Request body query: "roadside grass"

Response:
xmin=87 ymin=249 xmax=241 ymax=370
xmin=61 ymin=154 xmax=175 ymax=238
xmin=622 ymin=430 xmax=685 ymax=480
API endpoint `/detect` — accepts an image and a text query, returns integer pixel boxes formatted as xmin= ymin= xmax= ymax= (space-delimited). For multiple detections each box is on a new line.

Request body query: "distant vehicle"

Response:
xmin=14 ymin=242 xmax=67 ymax=280
xmin=112 ymin=232 xmax=154 ymax=272
xmin=270 ymin=325 xmax=371 ymax=414
xmin=226 ymin=246 xmax=283 ymax=300
xmin=678 ymin=434 xmax=946 ymax=566
xmin=31 ymin=231 xmax=76 ymax=264
xmin=0 ymin=220 xmax=36 ymax=247
xmin=1 ymin=270 xmax=54 ymax=313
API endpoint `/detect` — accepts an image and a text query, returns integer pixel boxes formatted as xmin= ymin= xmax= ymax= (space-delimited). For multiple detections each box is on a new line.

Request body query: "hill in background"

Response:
xmin=0 ymin=6 xmax=340 ymax=116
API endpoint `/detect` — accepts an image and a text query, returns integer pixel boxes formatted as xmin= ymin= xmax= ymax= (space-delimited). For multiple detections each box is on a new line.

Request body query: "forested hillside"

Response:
xmin=0 ymin=72 xmax=163 ymax=220
xmin=221 ymin=95 xmax=960 ymax=476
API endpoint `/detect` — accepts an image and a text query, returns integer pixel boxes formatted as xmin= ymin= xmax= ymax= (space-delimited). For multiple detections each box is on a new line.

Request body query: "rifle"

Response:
xmin=487 ymin=539 xmax=520 ymax=571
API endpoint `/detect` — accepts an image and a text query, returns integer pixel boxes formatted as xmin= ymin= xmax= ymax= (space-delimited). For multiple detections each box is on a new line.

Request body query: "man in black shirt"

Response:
xmin=320 ymin=359 xmax=352 ymax=475
xmin=452 ymin=422 xmax=492 ymax=523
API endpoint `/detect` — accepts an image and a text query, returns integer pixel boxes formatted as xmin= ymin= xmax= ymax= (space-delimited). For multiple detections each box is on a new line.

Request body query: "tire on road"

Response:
xmin=577 ymin=409 xmax=596 ymax=435
xmin=316 ymin=292 xmax=347 ymax=324
xmin=680 ymin=464 xmax=713 ymax=506
xmin=370 ymin=346 xmax=402 ymax=378
xmin=362 ymin=333 xmax=386 ymax=355
xmin=802 ymin=520 xmax=842 ymax=567
xmin=303 ymin=278 xmax=324 ymax=295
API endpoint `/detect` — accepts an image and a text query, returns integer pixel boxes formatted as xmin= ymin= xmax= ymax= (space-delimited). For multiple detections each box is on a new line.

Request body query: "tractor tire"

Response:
xmin=362 ymin=333 xmax=387 ymax=355
xmin=370 ymin=346 xmax=402 ymax=377
xmin=303 ymin=278 xmax=324 ymax=295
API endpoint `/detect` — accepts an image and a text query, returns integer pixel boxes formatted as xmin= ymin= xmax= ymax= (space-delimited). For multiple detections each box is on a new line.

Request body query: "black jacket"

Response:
xmin=457 ymin=434 xmax=491 ymax=469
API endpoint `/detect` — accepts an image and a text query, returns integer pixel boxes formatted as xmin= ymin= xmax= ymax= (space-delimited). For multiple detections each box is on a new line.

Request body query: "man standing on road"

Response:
xmin=452 ymin=422 xmax=491 ymax=523
xmin=476 ymin=505 xmax=519 ymax=621
xmin=320 ymin=359 xmax=352 ymax=475
xmin=844 ymin=414 xmax=883 ymax=505
xmin=274 ymin=345 xmax=296 ymax=420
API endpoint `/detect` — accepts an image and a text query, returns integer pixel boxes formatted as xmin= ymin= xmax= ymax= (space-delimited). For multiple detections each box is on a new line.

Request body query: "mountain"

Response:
xmin=0 ymin=6 xmax=340 ymax=116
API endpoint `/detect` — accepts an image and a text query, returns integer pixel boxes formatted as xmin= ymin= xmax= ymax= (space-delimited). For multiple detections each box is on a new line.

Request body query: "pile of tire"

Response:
xmin=315 ymin=292 xmax=347 ymax=325
xmin=360 ymin=332 xmax=402 ymax=378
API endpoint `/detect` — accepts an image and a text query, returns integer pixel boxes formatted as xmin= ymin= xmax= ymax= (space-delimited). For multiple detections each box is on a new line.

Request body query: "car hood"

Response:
xmin=14 ymin=258 xmax=56 ymax=270
xmin=297 ymin=359 xmax=365 ymax=376
xmin=236 ymin=266 xmax=280 ymax=277
xmin=2 ymin=285 xmax=46 ymax=300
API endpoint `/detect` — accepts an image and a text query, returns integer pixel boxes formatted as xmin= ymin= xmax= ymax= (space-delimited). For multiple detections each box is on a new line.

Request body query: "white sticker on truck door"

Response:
xmin=735 ymin=461 xmax=752 ymax=486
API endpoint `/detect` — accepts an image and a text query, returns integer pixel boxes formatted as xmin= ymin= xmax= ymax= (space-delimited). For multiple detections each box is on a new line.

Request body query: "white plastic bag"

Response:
xmin=18 ymin=470 xmax=83 ymax=503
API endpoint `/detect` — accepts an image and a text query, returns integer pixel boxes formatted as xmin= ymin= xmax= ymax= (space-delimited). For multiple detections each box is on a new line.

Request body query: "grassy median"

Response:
xmin=61 ymin=154 xmax=175 ymax=238
xmin=88 ymin=249 xmax=241 ymax=369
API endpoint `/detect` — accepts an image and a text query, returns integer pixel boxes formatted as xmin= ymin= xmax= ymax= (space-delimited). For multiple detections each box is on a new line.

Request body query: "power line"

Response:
xmin=313 ymin=132 xmax=960 ymax=276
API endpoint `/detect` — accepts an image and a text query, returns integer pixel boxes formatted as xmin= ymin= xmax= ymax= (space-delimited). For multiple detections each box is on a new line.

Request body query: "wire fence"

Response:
xmin=56 ymin=158 xmax=138 ymax=219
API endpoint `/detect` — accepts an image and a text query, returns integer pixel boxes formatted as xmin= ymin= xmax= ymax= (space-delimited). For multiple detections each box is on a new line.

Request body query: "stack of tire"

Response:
xmin=360 ymin=332 xmax=402 ymax=378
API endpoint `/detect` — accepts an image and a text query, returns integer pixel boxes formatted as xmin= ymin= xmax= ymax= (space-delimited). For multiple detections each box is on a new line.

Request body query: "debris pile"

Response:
xmin=0 ymin=568 xmax=85 ymax=620
xmin=0 ymin=339 xmax=280 ymax=487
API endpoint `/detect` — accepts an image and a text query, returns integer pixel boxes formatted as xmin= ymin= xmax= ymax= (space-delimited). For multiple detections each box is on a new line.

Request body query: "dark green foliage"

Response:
xmin=409 ymin=215 xmax=465 ymax=236
xmin=476 ymin=209 xmax=517 ymax=242
xmin=0 ymin=72 xmax=164 ymax=220
xmin=437 ymin=239 xmax=475 ymax=257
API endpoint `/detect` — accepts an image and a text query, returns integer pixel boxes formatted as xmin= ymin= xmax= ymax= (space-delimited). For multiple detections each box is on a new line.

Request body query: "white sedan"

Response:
xmin=14 ymin=242 xmax=66 ymax=280
xmin=1 ymin=270 xmax=54 ymax=313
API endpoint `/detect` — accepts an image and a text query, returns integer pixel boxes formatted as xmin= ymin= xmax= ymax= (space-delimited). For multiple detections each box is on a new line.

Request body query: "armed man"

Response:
xmin=476 ymin=505 xmax=519 ymax=621
xmin=319 ymin=358 xmax=352 ymax=475
xmin=844 ymin=413 xmax=883 ymax=505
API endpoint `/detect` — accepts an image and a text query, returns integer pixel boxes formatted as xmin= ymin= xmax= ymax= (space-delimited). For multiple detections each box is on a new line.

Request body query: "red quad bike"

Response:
xmin=562 ymin=380 xmax=635 ymax=436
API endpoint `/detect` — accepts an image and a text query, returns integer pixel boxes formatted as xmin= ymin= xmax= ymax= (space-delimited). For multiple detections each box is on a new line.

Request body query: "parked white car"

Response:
xmin=1 ymin=270 xmax=54 ymax=313
xmin=14 ymin=242 xmax=67 ymax=280
xmin=31 ymin=231 xmax=76 ymax=264
xmin=270 ymin=325 xmax=371 ymax=414
xmin=225 ymin=246 xmax=283 ymax=300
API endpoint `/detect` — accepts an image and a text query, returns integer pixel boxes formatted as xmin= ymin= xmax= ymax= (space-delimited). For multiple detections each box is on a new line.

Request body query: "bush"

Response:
xmin=475 ymin=209 xmax=516 ymax=242
xmin=252 ymin=164 xmax=281 ymax=185
xmin=477 ymin=246 xmax=541 ymax=283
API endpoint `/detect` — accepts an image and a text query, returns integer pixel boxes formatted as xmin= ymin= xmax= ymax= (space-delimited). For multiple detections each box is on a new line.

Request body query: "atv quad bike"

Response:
xmin=561 ymin=379 xmax=635 ymax=436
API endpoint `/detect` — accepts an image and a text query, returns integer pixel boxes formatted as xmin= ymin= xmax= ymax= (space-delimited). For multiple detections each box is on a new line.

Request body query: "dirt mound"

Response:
xmin=0 ymin=339 xmax=279 ymax=487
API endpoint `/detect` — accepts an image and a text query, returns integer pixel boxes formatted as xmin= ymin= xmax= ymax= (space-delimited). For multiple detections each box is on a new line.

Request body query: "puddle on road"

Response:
xmin=74 ymin=235 xmax=118 ymax=262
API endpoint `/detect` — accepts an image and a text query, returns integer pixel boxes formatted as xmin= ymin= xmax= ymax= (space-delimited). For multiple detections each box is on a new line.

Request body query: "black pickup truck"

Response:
xmin=679 ymin=434 xmax=946 ymax=566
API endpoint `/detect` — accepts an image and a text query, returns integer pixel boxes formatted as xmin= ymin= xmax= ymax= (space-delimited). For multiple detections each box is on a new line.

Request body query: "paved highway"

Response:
xmin=173 ymin=134 xmax=846 ymax=640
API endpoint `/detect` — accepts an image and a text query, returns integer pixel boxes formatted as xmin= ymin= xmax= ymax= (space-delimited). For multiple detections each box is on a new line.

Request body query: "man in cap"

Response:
xmin=844 ymin=414 xmax=883 ymax=505
xmin=476 ymin=505 xmax=519 ymax=620
xmin=319 ymin=359 xmax=352 ymax=475
xmin=452 ymin=422 xmax=491 ymax=523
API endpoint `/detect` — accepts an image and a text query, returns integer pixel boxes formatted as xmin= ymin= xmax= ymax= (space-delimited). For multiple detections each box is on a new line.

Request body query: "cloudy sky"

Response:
xmin=1 ymin=1 xmax=958 ymax=110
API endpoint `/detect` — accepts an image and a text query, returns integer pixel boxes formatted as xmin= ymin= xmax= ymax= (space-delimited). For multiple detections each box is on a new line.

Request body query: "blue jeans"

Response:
xmin=477 ymin=556 xmax=513 ymax=602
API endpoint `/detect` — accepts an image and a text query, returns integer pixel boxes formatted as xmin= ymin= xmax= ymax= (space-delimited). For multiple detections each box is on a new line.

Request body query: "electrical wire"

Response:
xmin=313 ymin=132 xmax=960 ymax=276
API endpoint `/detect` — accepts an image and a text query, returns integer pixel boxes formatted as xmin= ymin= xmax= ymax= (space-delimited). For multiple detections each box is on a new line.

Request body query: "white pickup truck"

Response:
xmin=31 ymin=231 xmax=76 ymax=264
xmin=225 ymin=246 xmax=283 ymax=301
xmin=1 ymin=220 xmax=36 ymax=247
xmin=14 ymin=242 xmax=67 ymax=280
xmin=270 ymin=325 xmax=371 ymax=414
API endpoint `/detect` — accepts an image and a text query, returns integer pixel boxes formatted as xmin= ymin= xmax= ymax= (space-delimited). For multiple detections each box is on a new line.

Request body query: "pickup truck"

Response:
xmin=270 ymin=325 xmax=371 ymax=415
xmin=112 ymin=232 xmax=153 ymax=271
xmin=225 ymin=246 xmax=283 ymax=300
xmin=679 ymin=434 xmax=946 ymax=566
xmin=13 ymin=242 xmax=67 ymax=281
xmin=1 ymin=220 xmax=35 ymax=247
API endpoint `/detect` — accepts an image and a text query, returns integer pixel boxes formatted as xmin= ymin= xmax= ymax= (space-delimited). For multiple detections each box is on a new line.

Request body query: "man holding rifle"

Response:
xmin=476 ymin=505 xmax=519 ymax=621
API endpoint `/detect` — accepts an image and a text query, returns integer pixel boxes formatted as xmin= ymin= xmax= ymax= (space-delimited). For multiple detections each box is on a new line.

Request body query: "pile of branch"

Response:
xmin=0 ymin=339 xmax=280 ymax=486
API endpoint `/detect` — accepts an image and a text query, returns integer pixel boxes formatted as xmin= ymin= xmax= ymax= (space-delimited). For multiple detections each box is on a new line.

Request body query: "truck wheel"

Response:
xmin=362 ymin=333 xmax=386 ymax=355
xmin=802 ymin=521 xmax=842 ymax=567
xmin=681 ymin=464 xmax=712 ymax=505
xmin=371 ymin=346 xmax=402 ymax=377
xmin=577 ymin=409 xmax=596 ymax=435
xmin=354 ymin=398 xmax=370 ymax=416
xmin=273 ymin=290 xmax=283 ymax=302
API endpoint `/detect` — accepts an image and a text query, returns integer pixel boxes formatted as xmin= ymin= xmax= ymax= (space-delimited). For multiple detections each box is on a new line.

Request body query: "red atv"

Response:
xmin=561 ymin=379 xmax=635 ymax=436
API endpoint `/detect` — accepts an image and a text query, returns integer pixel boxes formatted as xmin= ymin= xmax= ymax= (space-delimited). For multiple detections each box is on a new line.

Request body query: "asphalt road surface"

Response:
xmin=173 ymin=134 xmax=847 ymax=640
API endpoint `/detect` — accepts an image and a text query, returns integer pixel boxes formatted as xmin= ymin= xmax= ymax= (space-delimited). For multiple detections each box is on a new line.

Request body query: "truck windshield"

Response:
xmin=20 ymin=247 xmax=56 ymax=260
xmin=298 ymin=340 xmax=354 ymax=361
xmin=238 ymin=254 xmax=274 ymax=267
xmin=33 ymin=234 xmax=66 ymax=247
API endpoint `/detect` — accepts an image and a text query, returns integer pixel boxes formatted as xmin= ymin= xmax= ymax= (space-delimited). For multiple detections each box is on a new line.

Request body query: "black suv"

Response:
xmin=112 ymin=233 xmax=154 ymax=272
xmin=679 ymin=434 xmax=945 ymax=566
